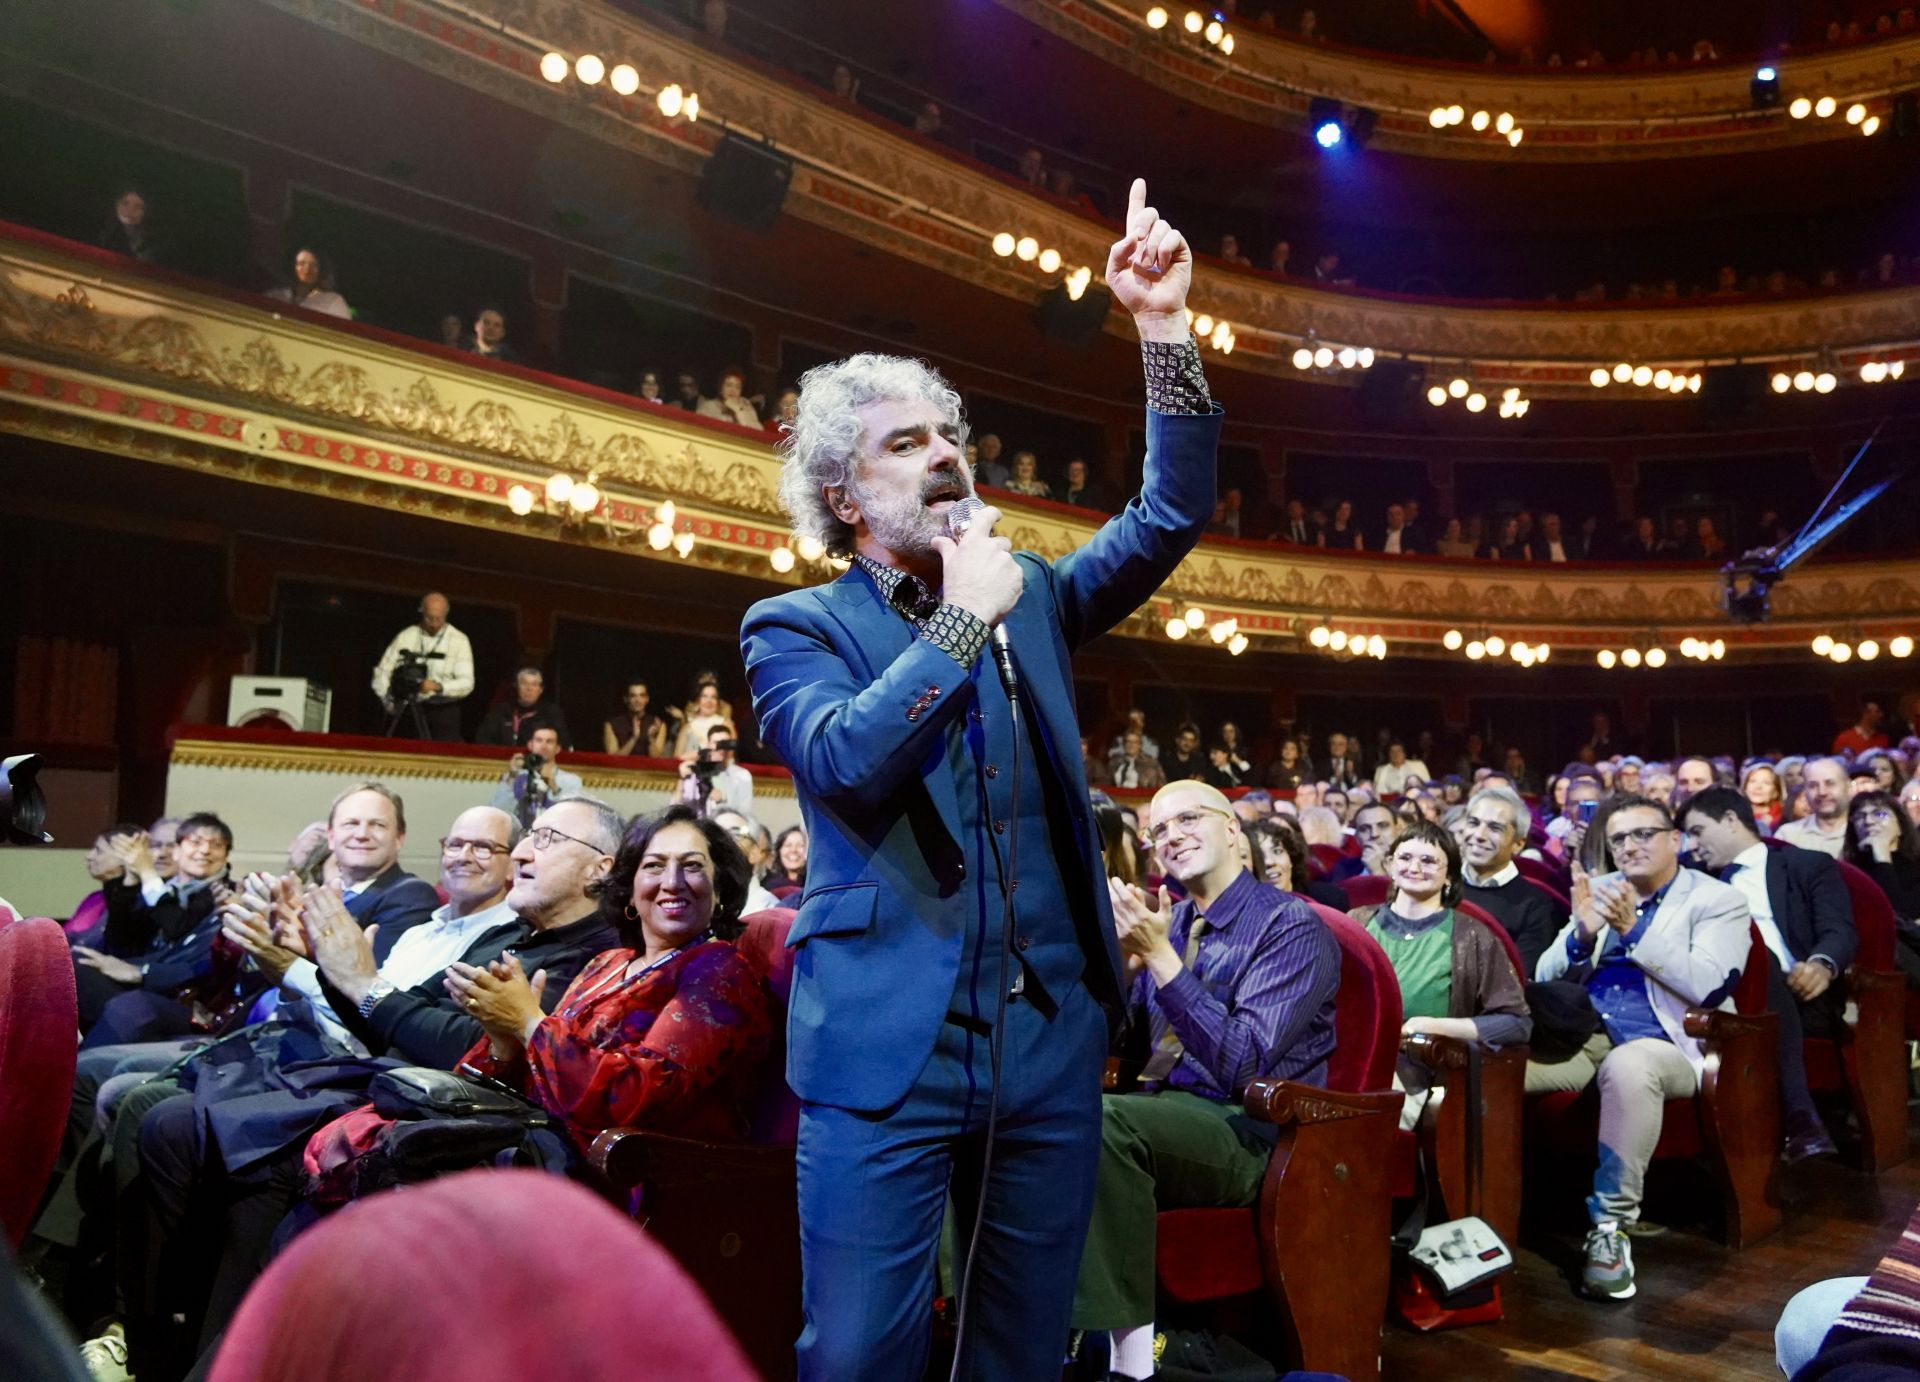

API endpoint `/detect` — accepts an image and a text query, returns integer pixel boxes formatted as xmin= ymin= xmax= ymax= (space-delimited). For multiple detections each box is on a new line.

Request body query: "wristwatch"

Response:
xmin=357 ymin=978 xmax=398 ymax=1020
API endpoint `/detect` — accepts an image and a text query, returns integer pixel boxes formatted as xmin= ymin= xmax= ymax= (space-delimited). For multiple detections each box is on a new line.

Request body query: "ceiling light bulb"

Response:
xmin=1863 ymin=114 xmax=1881 ymax=135
xmin=1862 ymin=362 xmax=1885 ymax=382
xmin=568 ymin=480 xmax=599 ymax=513
xmin=1645 ymin=647 xmax=1667 ymax=667
xmin=1210 ymin=619 xmax=1233 ymax=644
xmin=1146 ymin=6 xmax=1169 ymax=28
xmin=1015 ymin=236 xmax=1038 ymax=262
xmin=1166 ymin=617 xmax=1188 ymax=639
xmin=610 ymin=63 xmax=640 ymax=95
xmin=1794 ymin=370 xmax=1815 ymax=392
xmin=1653 ymin=368 xmax=1673 ymax=389
xmin=1220 ymin=33 xmax=1235 ymax=54
xmin=1338 ymin=347 xmax=1358 ymax=368
xmin=1811 ymin=633 xmax=1834 ymax=655
xmin=540 ymin=52 xmax=569 ymax=83
xmin=1496 ymin=112 xmax=1515 ymax=134
xmin=1329 ymin=630 xmax=1349 ymax=651
xmin=1859 ymin=639 xmax=1881 ymax=660
xmin=656 ymin=84 xmax=684 ymax=117
xmin=1535 ymin=644 xmax=1550 ymax=661
xmin=1204 ymin=19 xmax=1224 ymax=43
xmin=507 ymin=484 xmax=535 ymax=515
xmin=770 ymin=546 xmax=795 ymax=573
xmin=1429 ymin=107 xmax=1449 ymax=129
xmin=1771 ymin=372 xmax=1792 ymax=393
xmin=1815 ymin=372 xmax=1837 ymax=393
xmin=1890 ymin=635 xmax=1914 ymax=657
xmin=1465 ymin=641 xmax=1485 ymax=660
xmin=1210 ymin=322 xmax=1233 ymax=350
xmin=1681 ymin=637 xmax=1700 ymax=657
xmin=1443 ymin=629 xmax=1463 ymax=650
xmin=1314 ymin=346 xmax=1334 ymax=368
xmin=1471 ymin=110 xmax=1490 ymax=131
xmin=1368 ymin=635 xmax=1386 ymax=657
xmin=1790 ymin=96 xmax=1812 ymax=118
xmin=1465 ymin=392 xmax=1487 ymax=412
xmin=1294 ymin=347 xmax=1315 ymax=370
xmin=1507 ymin=128 xmax=1524 ymax=147
xmin=1831 ymin=642 xmax=1853 ymax=663
xmin=1613 ymin=363 xmax=1633 ymax=383
xmin=1510 ymin=640 xmax=1530 ymax=660
xmin=1228 ymin=633 xmax=1248 ymax=655
xmin=573 ymin=53 xmax=604 ymax=85
xmin=1309 ymin=625 xmax=1331 ymax=647
xmin=1193 ymin=313 xmax=1215 ymax=336
xmin=1426 ymin=385 xmax=1447 ymax=406
xmin=656 ymin=499 xmax=676 ymax=526
xmin=796 ymin=534 xmax=825 ymax=562
xmin=1709 ymin=640 xmax=1724 ymax=659
xmin=1448 ymin=377 xmax=1469 ymax=398
xmin=1892 ymin=361 xmax=1906 ymax=378
xmin=1037 ymin=247 xmax=1062 ymax=273
xmin=1185 ymin=607 xmax=1207 ymax=629
xmin=1184 ymin=9 xmax=1203 ymax=33
xmin=673 ymin=530 xmax=695 ymax=557
xmin=1846 ymin=102 xmax=1867 ymax=124
xmin=544 ymin=473 xmax=574 ymax=506
xmin=1689 ymin=373 xmax=1702 ymax=392
xmin=1447 ymin=105 xmax=1465 ymax=125
xmin=1815 ymin=96 xmax=1837 ymax=118
xmin=1598 ymin=649 xmax=1617 ymax=668
xmin=1632 ymin=365 xmax=1653 ymax=386
xmin=991 ymin=232 xmax=1016 ymax=257
xmin=1358 ymin=348 xmax=1375 ymax=368
xmin=1065 ymin=270 xmax=1089 ymax=301
xmin=1621 ymin=647 xmax=1642 ymax=668
xmin=1484 ymin=635 xmax=1505 ymax=656
xmin=647 ymin=522 xmax=673 ymax=550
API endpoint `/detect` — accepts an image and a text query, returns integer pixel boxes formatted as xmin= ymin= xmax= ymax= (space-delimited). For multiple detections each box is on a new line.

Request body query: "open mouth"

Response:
xmin=924 ymin=479 xmax=966 ymax=509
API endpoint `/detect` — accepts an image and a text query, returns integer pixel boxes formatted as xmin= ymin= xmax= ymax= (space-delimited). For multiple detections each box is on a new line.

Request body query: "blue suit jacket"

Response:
xmin=742 ymin=406 xmax=1222 ymax=1111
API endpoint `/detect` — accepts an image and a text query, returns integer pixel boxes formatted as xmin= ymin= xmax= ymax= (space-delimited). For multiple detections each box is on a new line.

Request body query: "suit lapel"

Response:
xmin=1764 ymin=850 xmax=1792 ymax=945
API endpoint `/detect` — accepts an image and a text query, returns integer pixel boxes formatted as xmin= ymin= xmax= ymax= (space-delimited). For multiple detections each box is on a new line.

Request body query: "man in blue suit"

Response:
xmin=742 ymin=178 xmax=1220 ymax=1379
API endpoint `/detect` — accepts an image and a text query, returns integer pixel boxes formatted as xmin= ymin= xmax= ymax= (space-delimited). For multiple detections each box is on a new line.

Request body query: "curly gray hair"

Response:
xmin=776 ymin=353 xmax=967 ymax=558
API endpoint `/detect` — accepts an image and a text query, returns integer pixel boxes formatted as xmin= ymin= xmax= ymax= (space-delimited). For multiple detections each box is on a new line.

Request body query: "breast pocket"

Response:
xmin=786 ymin=881 xmax=879 ymax=947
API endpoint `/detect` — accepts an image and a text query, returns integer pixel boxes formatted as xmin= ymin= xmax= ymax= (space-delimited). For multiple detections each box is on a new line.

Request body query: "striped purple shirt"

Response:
xmin=1136 ymin=869 xmax=1341 ymax=1100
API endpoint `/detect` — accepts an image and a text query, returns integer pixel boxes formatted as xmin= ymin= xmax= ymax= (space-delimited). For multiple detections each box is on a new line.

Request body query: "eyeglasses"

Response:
xmin=1854 ymin=809 xmax=1894 ymax=825
xmin=441 ymin=837 xmax=509 ymax=861
xmin=529 ymin=825 xmax=604 ymax=854
xmin=1148 ymin=807 xmax=1233 ymax=847
xmin=1605 ymin=825 xmax=1672 ymax=850
xmin=1390 ymin=852 xmax=1445 ymax=871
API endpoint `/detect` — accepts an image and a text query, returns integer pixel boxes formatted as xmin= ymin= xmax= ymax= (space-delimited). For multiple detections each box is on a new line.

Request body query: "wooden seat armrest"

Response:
xmin=1242 ymin=1078 xmax=1403 ymax=1126
xmin=1845 ymin=965 xmax=1904 ymax=998
xmin=589 ymin=1126 xmax=795 ymax=1191
xmin=1399 ymin=1032 xmax=1531 ymax=1073
xmin=1683 ymin=1007 xmax=1777 ymax=1045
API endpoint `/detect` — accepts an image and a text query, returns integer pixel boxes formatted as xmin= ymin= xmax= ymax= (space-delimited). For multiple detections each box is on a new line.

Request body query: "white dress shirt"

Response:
xmin=1725 ymin=841 xmax=1795 ymax=972
xmin=1372 ymin=759 xmax=1430 ymax=794
xmin=1776 ymin=816 xmax=1846 ymax=859
xmin=1462 ymin=860 xmax=1520 ymax=888
xmin=280 ymin=896 xmax=518 ymax=1052
xmin=371 ymin=621 xmax=476 ymax=701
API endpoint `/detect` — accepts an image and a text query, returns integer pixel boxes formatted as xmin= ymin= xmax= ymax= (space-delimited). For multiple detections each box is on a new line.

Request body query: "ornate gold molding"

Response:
xmin=5 ymin=226 xmax=1918 ymax=661
xmin=1008 ymin=0 xmax=1920 ymax=161
xmin=238 ymin=0 xmax=1920 ymax=380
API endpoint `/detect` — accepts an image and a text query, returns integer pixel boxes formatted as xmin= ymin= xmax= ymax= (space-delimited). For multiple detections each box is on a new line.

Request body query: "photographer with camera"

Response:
xmin=677 ymin=720 xmax=753 ymax=813
xmin=371 ymin=592 xmax=474 ymax=741
xmin=490 ymin=723 xmax=583 ymax=828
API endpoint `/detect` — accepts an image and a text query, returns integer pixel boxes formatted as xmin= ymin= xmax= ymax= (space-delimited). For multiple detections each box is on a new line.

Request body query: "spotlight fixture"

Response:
xmin=1751 ymin=66 xmax=1780 ymax=109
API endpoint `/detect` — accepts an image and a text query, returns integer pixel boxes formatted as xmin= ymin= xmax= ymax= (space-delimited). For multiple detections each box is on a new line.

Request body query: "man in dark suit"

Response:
xmin=741 ymin=178 xmax=1219 ymax=1380
xmin=1321 ymin=730 xmax=1361 ymax=790
xmin=1681 ymin=785 xmax=1852 ymax=1161
xmin=1272 ymin=497 xmax=1314 ymax=545
xmin=1375 ymin=501 xmax=1421 ymax=555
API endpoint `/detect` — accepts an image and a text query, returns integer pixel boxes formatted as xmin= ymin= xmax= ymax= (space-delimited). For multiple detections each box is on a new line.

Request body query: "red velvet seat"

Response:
xmin=1337 ymin=872 xmax=1388 ymax=910
xmin=1306 ymin=842 xmax=1344 ymax=880
xmin=1514 ymin=856 xmax=1571 ymax=894
xmin=1146 ymin=901 xmax=1403 ymax=1379
xmin=1805 ymin=859 xmax=1908 ymax=1170
xmin=0 ymin=917 xmax=79 ymax=1247
xmin=1525 ymin=924 xmax=1782 ymax=1247
xmin=1522 ymin=876 xmax=1573 ymax=917
xmin=592 ymin=909 xmax=800 ymax=1382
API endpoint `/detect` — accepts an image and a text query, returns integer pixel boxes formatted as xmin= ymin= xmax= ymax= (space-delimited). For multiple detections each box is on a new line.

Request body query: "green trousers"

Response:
xmin=1069 ymin=1089 xmax=1272 ymax=1330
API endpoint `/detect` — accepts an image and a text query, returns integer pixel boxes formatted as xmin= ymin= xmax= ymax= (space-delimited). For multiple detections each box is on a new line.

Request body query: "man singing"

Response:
xmin=742 ymin=180 xmax=1219 ymax=1379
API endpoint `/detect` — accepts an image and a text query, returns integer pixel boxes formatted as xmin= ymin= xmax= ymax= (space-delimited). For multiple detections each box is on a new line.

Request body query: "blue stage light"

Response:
xmin=1314 ymin=120 xmax=1343 ymax=148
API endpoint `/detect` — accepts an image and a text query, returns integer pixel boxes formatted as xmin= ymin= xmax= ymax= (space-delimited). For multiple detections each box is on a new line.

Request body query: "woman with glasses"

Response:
xmin=1349 ymin=819 xmax=1531 ymax=1130
xmin=447 ymin=805 xmax=774 ymax=1149
xmin=1842 ymin=791 xmax=1920 ymax=986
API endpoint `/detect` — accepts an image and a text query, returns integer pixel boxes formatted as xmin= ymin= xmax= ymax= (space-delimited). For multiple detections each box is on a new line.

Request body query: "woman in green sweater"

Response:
xmin=1352 ymin=819 xmax=1532 ymax=1130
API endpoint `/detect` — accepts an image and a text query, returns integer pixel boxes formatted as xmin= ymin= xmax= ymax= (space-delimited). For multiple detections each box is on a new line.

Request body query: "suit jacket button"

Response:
xmin=1016 ymin=934 xmax=1031 ymax=952
xmin=928 ymin=687 xmax=941 ymax=698
xmin=985 ymin=765 xmax=999 ymax=779
xmin=994 ymin=819 xmax=1007 ymax=835
xmin=907 ymin=708 xmax=920 ymax=721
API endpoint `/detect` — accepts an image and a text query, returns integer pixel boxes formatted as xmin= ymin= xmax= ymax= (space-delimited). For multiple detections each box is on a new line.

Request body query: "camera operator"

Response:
xmin=677 ymin=720 xmax=753 ymax=812
xmin=489 ymin=723 xmax=583 ymax=827
xmin=371 ymin=592 xmax=473 ymax=741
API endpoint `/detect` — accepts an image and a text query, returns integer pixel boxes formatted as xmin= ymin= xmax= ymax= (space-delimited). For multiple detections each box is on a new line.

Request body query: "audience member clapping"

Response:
xmin=463 ymin=306 xmax=517 ymax=363
xmin=603 ymin=679 xmax=672 ymax=757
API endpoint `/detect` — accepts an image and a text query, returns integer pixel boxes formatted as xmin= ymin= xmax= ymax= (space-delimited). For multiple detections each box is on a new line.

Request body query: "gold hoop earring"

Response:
xmin=624 ymin=903 xmax=641 ymax=921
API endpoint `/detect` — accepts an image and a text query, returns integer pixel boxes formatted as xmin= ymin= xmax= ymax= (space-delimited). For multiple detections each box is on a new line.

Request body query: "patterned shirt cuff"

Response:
xmin=1142 ymin=338 xmax=1213 ymax=415
xmin=922 ymin=603 xmax=990 ymax=667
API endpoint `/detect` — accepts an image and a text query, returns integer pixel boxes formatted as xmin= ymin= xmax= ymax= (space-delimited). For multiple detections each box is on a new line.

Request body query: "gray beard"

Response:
xmin=852 ymin=469 xmax=974 ymax=561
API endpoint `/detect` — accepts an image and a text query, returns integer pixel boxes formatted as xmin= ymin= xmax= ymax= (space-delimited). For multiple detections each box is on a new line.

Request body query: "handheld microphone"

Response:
xmin=943 ymin=495 xmax=1020 ymax=694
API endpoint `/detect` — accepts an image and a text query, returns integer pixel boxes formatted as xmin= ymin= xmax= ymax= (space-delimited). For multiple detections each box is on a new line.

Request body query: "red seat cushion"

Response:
xmin=1301 ymin=903 xmax=1403 ymax=1093
xmin=1835 ymin=860 xmax=1898 ymax=972
xmin=0 ymin=918 xmax=79 ymax=1246
xmin=1338 ymin=874 xmax=1390 ymax=911
xmin=1155 ymin=1207 xmax=1264 ymax=1302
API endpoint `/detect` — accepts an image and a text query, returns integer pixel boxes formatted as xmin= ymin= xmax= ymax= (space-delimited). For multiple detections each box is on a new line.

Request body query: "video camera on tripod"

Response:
xmin=384 ymin=648 xmax=445 ymax=738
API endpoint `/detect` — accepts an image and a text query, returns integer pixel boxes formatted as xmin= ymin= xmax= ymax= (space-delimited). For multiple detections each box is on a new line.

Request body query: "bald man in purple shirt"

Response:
xmin=1070 ymin=780 xmax=1340 ymax=1380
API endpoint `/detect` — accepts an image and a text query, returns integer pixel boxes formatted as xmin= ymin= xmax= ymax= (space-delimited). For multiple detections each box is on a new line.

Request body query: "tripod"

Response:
xmin=383 ymin=692 xmax=430 ymax=740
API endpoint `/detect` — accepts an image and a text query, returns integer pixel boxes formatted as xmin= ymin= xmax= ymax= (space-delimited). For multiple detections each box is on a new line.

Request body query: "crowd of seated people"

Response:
xmin=20 ymin=681 xmax=1920 ymax=1376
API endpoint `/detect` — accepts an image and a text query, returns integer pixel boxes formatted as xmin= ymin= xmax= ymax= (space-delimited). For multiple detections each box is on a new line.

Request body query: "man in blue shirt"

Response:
xmin=1532 ymin=796 xmax=1751 ymax=1301
xmin=1072 ymin=780 xmax=1338 ymax=1380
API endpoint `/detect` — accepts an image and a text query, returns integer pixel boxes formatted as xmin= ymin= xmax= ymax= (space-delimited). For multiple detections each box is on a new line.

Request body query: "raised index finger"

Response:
xmin=1125 ymin=177 xmax=1147 ymax=234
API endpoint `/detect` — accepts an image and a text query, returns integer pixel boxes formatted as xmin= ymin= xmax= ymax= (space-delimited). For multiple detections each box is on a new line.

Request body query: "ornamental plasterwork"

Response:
xmin=1007 ymin=0 xmax=1920 ymax=160
xmin=4 ymin=228 xmax=1918 ymax=658
xmin=254 ymin=0 xmax=1920 ymax=375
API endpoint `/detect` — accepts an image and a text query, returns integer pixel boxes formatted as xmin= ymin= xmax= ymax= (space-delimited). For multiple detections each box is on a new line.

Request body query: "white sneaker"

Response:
xmin=1582 ymin=1221 xmax=1637 ymax=1300
xmin=79 ymin=1322 xmax=134 ymax=1381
